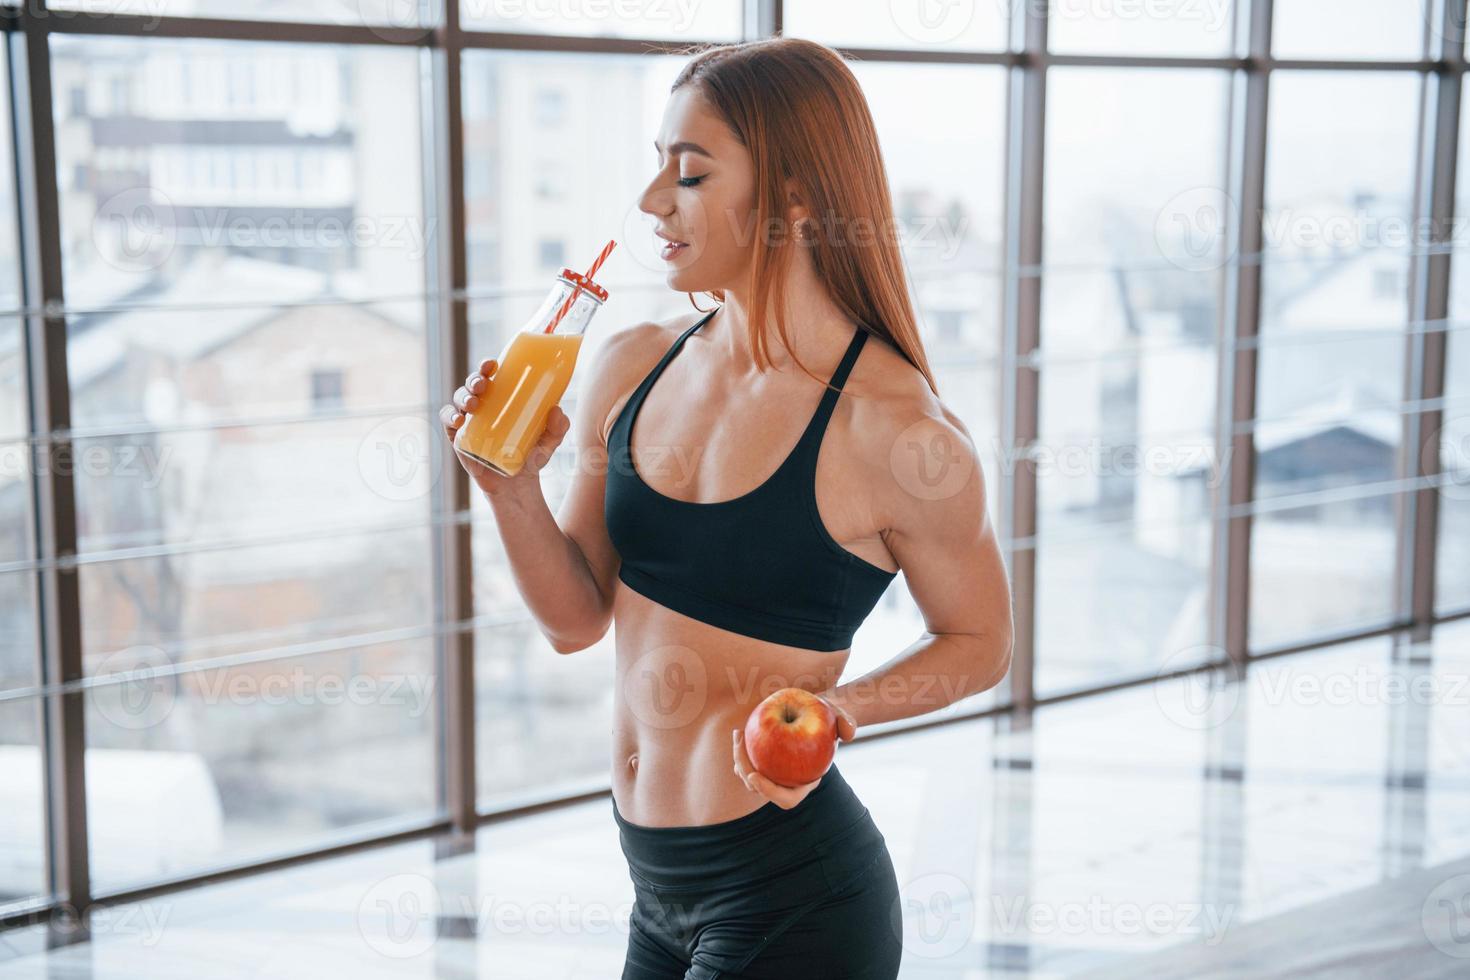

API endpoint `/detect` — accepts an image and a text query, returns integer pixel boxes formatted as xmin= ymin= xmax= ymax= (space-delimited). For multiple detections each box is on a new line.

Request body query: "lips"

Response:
xmin=657 ymin=232 xmax=689 ymax=260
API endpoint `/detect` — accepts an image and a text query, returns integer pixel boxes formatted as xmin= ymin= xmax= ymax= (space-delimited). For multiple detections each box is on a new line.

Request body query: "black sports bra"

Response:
xmin=604 ymin=307 xmax=897 ymax=652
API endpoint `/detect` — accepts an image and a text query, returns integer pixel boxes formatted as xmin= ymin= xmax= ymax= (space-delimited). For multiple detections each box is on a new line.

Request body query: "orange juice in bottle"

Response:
xmin=455 ymin=267 xmax=609 ymax=476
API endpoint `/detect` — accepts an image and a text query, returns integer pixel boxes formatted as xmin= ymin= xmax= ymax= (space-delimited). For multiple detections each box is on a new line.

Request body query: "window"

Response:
xmin=1034 ymin=68 xmax=1229 ymax=695
xmin=52 ymin=35 xmax=436 ymax=893
xmin=537 ymin=238 xmax=565 ymax=268
xmin=1251 ymin=71 xmax=1420 ymax=648
xmin=310 ymin=368 xmax=344 ymax=411
xmin=534 ymin=88 xmax=565 ymax=127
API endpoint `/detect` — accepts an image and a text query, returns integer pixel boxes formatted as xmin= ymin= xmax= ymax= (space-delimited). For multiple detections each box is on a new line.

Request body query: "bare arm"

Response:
xmin=441 ymin=325 xmax=660 ymax=654
xmin=822 ymin=405 xmax=1014 ymax=728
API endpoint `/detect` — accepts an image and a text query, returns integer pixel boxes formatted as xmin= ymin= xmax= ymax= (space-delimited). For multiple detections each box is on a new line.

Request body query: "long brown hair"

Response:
xmin=670 ymin=37 xmax=940 ymax=397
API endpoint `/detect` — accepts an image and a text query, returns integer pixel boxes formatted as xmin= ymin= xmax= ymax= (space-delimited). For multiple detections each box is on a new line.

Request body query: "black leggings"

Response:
xmin=613 ymin=764 xmax=903 ymax=980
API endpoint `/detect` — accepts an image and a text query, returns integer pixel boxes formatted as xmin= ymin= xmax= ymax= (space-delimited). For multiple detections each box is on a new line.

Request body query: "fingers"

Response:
xmin=439 ymin=404 xmax=463 ymax=436
xmin=524 ymin=407 xmax=571 ymax=472
xmin=835 ymin=709 xmax=858 ymax=743
xmin=477 ymin=357 xmax=498 ymax=379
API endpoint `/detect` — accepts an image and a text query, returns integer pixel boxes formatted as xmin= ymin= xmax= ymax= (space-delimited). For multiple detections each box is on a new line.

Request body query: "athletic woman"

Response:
xmin=440 ymin=36 xmax=1013 ymax=980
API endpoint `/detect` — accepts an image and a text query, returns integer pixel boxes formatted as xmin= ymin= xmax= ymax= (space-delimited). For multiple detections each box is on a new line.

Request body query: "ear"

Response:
xmin=782 ymin=175 xmax=809 ymax=224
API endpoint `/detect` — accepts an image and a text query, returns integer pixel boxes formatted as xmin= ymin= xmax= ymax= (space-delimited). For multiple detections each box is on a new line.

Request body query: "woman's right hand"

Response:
xmin=440 ymin=357 xmax=571 ymax=498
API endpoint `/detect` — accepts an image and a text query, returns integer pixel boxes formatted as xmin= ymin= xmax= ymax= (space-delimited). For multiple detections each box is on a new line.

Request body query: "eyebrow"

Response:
xmin=654 ymin=140 xmax=714 ymax=159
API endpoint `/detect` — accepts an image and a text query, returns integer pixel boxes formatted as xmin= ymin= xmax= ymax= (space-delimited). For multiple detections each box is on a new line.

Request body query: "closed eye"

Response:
xmin=677 ymin=175 xmax=705 ymax=188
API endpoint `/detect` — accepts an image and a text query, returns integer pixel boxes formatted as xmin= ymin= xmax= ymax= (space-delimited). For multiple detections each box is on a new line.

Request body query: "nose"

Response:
xmin=637 ymin=171 xmax=673 ymax=219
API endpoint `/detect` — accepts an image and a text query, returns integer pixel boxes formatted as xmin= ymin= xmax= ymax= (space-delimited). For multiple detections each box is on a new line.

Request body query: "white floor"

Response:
xmin=2 ymin=619 xmax=1468 ymax=977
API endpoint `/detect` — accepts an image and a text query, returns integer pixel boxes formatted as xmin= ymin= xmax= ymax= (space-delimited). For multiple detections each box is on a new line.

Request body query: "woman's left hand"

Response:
xmin=731 ymin=694 xmax=858 ymax=809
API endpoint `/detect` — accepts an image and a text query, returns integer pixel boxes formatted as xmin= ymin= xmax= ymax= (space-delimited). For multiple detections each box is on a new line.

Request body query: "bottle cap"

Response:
xmin=558 ymin=267 xmax=608 ymax=303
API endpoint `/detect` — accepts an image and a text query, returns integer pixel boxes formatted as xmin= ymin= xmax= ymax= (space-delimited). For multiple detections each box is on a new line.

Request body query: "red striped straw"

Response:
xmin=544 ymin=238 xmax=617 ymax=333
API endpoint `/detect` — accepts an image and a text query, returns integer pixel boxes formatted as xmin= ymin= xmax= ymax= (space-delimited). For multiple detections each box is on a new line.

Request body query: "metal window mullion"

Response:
xmin=1213 ymin=0 xmax=1271 ymax=666
xmin=425 ymin=0 xmax=476 ymax=835
xmin=9 ymin=2 xmax=90 ymax=919
xmin=1400 ymin=1 xmax=1465 ymax=641
xmin=746 ymin=0 xmax=780 ymax=40
xmin=998 ymin=1 xmax=1046 ymax=710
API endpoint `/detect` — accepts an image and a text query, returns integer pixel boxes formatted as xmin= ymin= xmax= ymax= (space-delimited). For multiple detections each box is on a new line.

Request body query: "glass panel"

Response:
xmin=1272 ymin=0 xmax=1427 ymax=61
xmin=1439 ymin=330 xmax=1470 ymax=613
xmin=463 ymin=0 xmax=739 ymax=40
xmin=1260 ymin=71 xmax=1418 ymax=338
xmin=851 ymin=62 xmax=1006 ymax=276
xmin=462 ymin=50 xmax=689 ymax=313
xmin=1252 ymin=71 xmax=1417 ymax=647
xmin=1037 ymin=68 xmax=1225 ymax=695
xmin=1048 ymin=0 xmax=1236 ymax=56
xmin=48 ymin=0 xmax=430 ymax=28
xmin=52 ymin=37 xmax=427 ymax=311
xmin=69 ymin=410 xmax=435 ymax=552
xmin=66 ymin=301 xmax=424 ymax=431
xmin=78 ymin=524 xmax=433 ymax=673
xmin=85 ymin=642 xmax=436 ymax=892
xmin=1438 ymin=88 xmax=1470 ymax=615
xmin=1038 ymin=347 xmax=1217 ymax=525
xmin=0 ymin=47 xmax=19 ymax=312
xmin=1046 ymin=68 xmax=1230 ymax=267
xmin=0 ymin=698 xmax=46 ymax=908
xmin=784 ymin=0 xmax=1005 ymax=51
xmin=0 ymin=572 xmax=38 ymax=696
xmin=1250 ymin=493 xmax=1400 ymax=649
xmin=1035 ymin=520 xmax=1214 ymax=696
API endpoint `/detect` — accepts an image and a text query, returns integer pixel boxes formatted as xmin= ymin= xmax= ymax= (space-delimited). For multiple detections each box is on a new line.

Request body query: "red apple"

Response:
xmin=743 ymin=688 xmax=838 ymax=788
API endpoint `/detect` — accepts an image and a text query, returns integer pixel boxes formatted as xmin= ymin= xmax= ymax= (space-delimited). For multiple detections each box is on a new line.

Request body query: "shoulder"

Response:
xmin=581 ymin=311 xmax=709 ymax=446
xmin=842 ymin=333 xmax=988 ymax=534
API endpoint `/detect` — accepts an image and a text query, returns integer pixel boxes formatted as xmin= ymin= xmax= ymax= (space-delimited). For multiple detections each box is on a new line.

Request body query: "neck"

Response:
xmin=714 ymin=251 xmax=855 ymax=380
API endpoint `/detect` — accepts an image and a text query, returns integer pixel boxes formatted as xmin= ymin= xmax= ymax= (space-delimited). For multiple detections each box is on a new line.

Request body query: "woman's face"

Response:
xmin=638 ymin=85 xmax=759 ymax=293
